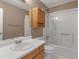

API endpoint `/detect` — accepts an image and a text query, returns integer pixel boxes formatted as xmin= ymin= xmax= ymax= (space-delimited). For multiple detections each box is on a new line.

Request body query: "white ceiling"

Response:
xmin=40 ymin=0 xmax=75 ymax=8
xmin=1 ymin=0 xmax=76 ymax=11
xmin=2 ymin=0 xmax=29 ymax=11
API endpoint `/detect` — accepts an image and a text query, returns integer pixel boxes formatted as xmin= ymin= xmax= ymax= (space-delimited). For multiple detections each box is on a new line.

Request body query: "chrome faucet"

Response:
xmin=15 ymin=40 xmax=22 ymax=44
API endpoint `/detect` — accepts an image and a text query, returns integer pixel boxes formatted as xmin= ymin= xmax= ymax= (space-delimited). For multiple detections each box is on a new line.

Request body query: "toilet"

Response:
xmin=45 ymin=45 xmax=54 ymax=59
xmin=36 ymin=37 xmax=54 ymax=59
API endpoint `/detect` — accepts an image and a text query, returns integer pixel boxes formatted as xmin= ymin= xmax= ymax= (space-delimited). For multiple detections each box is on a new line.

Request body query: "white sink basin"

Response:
xmin=10 ymin=43 xmax=33 ymax=51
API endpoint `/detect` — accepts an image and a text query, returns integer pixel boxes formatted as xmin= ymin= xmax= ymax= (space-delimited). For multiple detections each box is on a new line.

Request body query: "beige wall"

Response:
xmin=48 ymin=1 xmax=78 ymax=13
xmin=31 ymin=28 xmax=43 ymax=38
xmin=0 ymin=1 xmax=27 ymax=39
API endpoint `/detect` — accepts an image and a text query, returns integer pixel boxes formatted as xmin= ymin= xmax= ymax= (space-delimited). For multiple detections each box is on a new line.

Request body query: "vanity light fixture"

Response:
xmin=25 ymin=0 xmax=31 ymax=3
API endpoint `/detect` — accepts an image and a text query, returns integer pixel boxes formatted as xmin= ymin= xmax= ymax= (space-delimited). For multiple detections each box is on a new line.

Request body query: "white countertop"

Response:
xmin=0 ymin=38 xmax=46 ymax=59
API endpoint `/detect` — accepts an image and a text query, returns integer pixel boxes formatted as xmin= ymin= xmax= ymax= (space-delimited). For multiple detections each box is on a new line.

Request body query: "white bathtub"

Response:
xmin=47 ymin=43 xmax=78 ymax=59
xmin=35 ymin=37 xmax=78 ymax=59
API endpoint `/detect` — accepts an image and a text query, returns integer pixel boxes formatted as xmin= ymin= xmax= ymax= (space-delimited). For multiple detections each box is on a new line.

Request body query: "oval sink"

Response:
xmin=10 ymin=43 xmax=32 ymax=51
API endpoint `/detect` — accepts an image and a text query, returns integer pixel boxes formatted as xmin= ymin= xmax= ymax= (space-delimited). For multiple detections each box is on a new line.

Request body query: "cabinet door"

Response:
xmin=29 ymin=7 xmax=45 ymax=28
xmin=29 ymin=8 xmax=38 ymax=28
xmin=38 ymin=9 xmax=45 ymax=24
xmin=34 ymin=51 xmax=44 ymax=59
xmin=38 ymin=8 xmax=45 ymax=27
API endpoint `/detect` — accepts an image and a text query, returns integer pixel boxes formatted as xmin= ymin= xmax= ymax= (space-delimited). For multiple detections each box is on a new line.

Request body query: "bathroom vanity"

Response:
xmin=22 ymin=45 xmax=44 ymax=59
xmin=0 ymin=38 xmax=45 ymax=59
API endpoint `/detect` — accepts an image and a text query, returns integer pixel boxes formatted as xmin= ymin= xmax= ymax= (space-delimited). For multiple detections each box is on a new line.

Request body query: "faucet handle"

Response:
xmin=15 ymin=40 xmax=22 ymax=44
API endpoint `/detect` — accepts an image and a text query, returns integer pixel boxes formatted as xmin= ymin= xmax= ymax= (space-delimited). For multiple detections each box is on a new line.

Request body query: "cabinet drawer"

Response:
xmin=39 ymin=45 xmax=44 ymax=52
xmin=34 ymin=50 xmax=44 ymax=59
xmin=31 ymin=48 xmax=39 ymax=57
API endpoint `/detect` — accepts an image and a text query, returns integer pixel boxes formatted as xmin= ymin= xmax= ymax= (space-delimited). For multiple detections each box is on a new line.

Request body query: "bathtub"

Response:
xmin=35 ymin=37 xmax=78 ymax=59
xmin=47 ymin=43 xmax=78 ymax=59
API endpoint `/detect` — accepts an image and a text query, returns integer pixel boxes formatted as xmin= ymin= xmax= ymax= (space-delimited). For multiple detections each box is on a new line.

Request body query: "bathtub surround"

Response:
xmin=49 ymin=43 xmax=77 ymax=59
xmin=42 ymin=1 xmax=78 ymax=43
xmin=42 ymin=0 xmax=78 ymax=50
xmin=48 ymin=8 xmax=78 ymax=50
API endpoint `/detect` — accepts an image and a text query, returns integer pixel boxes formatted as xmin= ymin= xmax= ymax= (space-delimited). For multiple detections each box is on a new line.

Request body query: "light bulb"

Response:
xmin=25 ymin=0 xmax=29 ymax=2
xmin=25 ymin=0 xmax=31 ymax=3
xmin=54 ymin=17 xmax=58 ymax=20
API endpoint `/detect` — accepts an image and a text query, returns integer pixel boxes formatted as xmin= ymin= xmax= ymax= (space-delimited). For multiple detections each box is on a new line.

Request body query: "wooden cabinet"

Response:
xmin=29 ymin=7 xmax=45 ymax=28
xmin=22 ymin=48 xmax=39 ymax=59
xmin=34 ymin=51 xmax=44 ymax=59
xmin=22 ymin=45 xmax=45 ymax=59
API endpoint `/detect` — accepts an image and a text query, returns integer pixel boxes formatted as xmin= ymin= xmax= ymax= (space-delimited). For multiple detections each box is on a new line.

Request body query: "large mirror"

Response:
xmin=0 ymin=0 xmax=31 ymax=40
xmin=0 ymin=8 xmax=3 ymax=40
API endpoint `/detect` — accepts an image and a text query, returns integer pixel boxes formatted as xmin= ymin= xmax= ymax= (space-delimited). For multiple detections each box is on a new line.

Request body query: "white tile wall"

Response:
xmin=47 ymin=8 xmax=78 ymax=49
